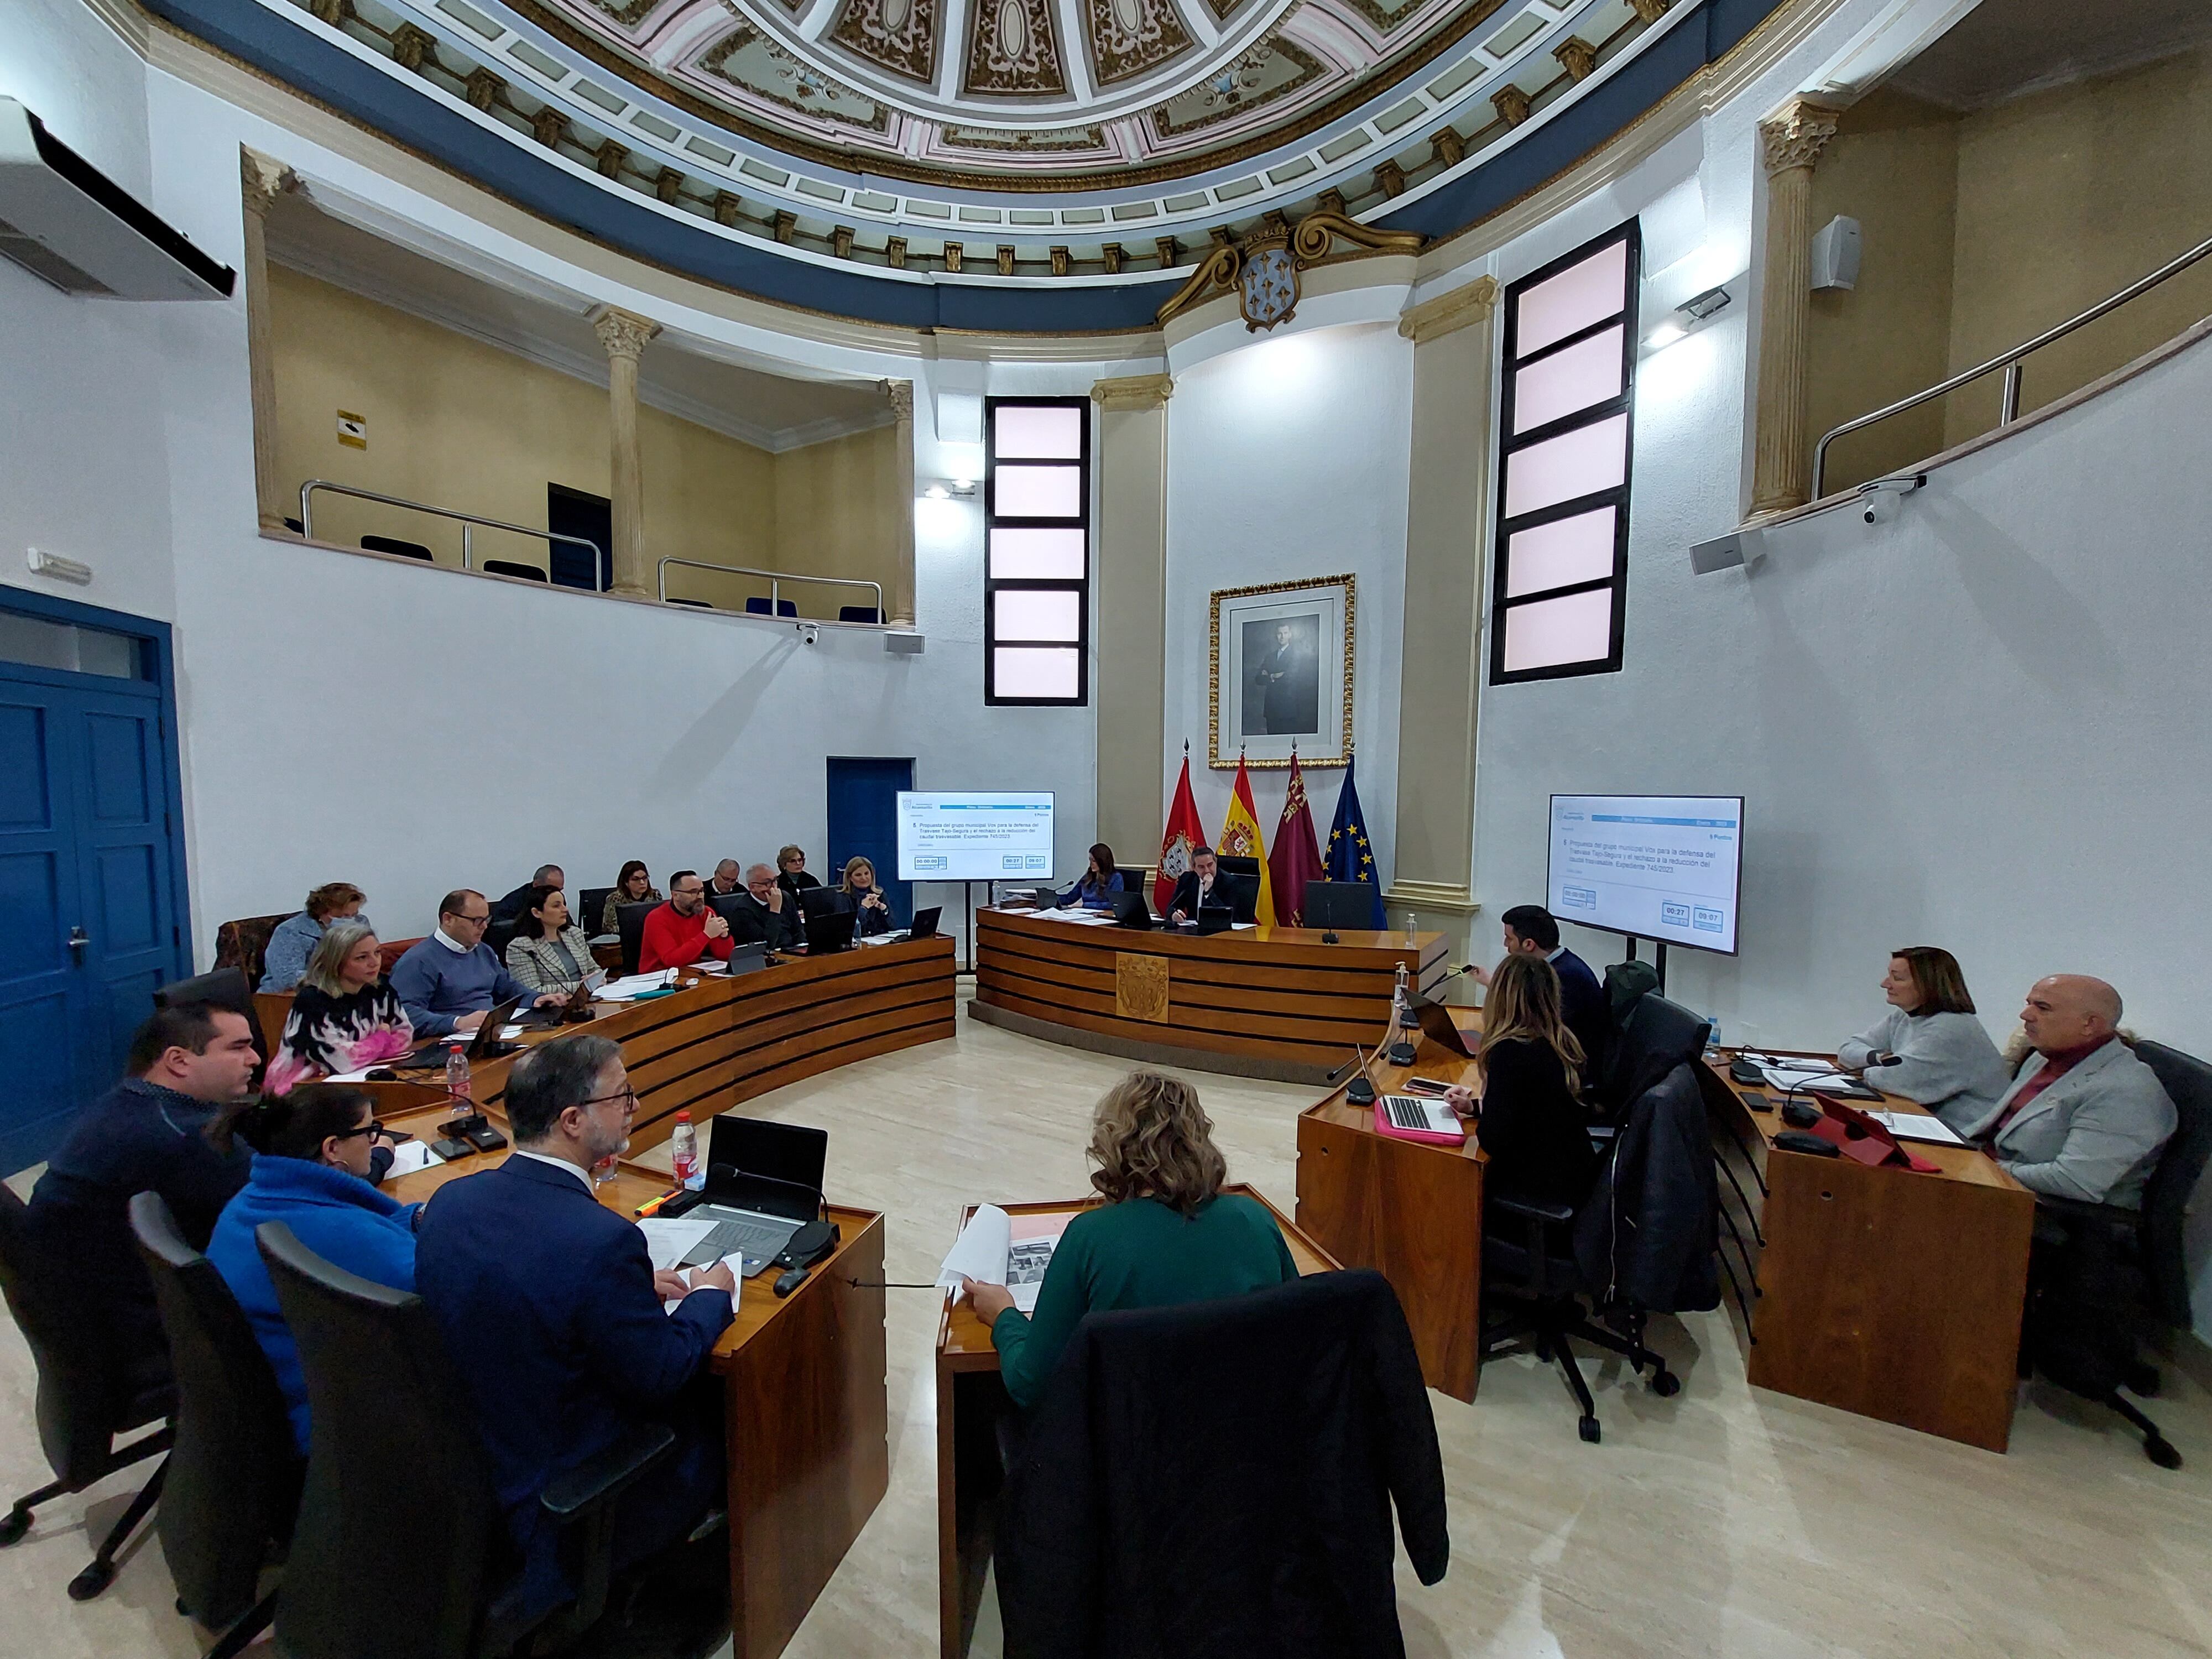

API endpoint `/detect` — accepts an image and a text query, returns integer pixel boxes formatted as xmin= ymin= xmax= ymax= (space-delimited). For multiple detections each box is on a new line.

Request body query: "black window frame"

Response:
xmin=983 ymin=394 xmax=1092 ymax=707
xmin=1490 ymin=218 xmax=1641 ymax=685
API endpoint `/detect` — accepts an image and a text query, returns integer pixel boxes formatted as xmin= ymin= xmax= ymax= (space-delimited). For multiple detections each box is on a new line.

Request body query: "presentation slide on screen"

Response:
xmin=896 ymin=792 xmax=1056 ymax=883
xmin=1547 ymin=795 xmax=1744 ymax=954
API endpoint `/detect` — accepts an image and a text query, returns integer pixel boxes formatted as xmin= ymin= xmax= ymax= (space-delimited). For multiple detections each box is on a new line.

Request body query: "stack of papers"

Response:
xmin=638 ymin=1217 xmax=716 ymax=1271
xmin=1760 ymin=1063 xmax=1858 ymax=1093
xmin=596 ymin=971 xmax=681 ymax=1002
xmin=1865 ymin=1110 xmax=1965 ymax=1146
xmin=1032 ymin=907 xmax=1118 ymax=926
xmin=937 ymin=1204 xmax=1061 ymax=1314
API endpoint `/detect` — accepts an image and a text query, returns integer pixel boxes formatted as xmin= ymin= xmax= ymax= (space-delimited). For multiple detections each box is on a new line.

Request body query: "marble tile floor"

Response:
xmin=6 ymin=995 xmax=2211 ymax=1658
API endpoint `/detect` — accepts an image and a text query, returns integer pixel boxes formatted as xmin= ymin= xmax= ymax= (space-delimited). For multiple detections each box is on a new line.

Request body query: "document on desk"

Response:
xmin=1865 ymin=1110 xmax=1966 ymax=1146
xmin=1033 ymin=907 xmax=1117 ymax=926
xmin=384 ymin=1140 xmax=444 ymax=1178
xmin=639 ymin=1217 xmax=717 ymax=1272
xmin=1761 ymin=1064 xmax=1856 ymax=1092
xmin=938 ymin=1204 xmax=1065 ymax=1313
xmin=596 ymin=971 xmax=680 ymax=1002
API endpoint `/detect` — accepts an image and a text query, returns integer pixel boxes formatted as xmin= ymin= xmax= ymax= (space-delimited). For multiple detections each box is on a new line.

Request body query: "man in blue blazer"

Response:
xmin=415 ymin=1032 xmax=735 ymax=1618
xmin=1474 ymin=905 xmax=1612 ymax=1078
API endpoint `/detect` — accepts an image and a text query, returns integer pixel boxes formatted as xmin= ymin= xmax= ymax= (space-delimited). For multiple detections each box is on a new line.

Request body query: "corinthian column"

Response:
xmin=883 ymin=379 xmax=916 ymax=625
xmin=239 ymin=149 xmax=294 ymax=534
xmin=591 ymin=306 xmax=661 ymax=594
xmin=1750 ymin=100 xmax=1843 ymax=514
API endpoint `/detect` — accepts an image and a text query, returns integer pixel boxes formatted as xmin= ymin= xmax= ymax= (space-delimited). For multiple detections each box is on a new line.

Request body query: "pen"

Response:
xmin=634 ymin=1186 xmax=682 ymax=1218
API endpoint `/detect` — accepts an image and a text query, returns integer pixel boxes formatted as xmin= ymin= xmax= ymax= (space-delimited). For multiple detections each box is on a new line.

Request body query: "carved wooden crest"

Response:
xmin=1115 ymin=953 xmax=1171 ymax=1021
xmin=1157 ymin=210 xmax=1424 ymax=331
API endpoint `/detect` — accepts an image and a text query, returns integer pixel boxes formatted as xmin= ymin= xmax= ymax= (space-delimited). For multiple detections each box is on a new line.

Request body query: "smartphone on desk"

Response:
xmin=1404 ymin=1077 xmax=1453 ymax=1097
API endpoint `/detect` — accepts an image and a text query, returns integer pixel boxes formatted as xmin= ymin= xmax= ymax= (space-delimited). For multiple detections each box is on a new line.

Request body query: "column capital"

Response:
xmin=1090 ymin=373 xmax=1173 ymax=411
xmin=1759 ymin=99 xmax=1844 ymax=177
xmin=239 ymin=149 xmax=293 ymax=218
xmin=1398 ymin=275 xmax=1498 ymax=345
xmin=881 ymin=378 xmax=914 ymax=419
xmin=590 ymin=305 xmax=660 ymax=362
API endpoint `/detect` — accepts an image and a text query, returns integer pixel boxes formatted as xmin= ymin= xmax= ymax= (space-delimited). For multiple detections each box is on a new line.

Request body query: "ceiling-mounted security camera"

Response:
xmin=800 ymin=622 xmax=820 ymax=644
xmin=1857 ymin=473 xmax=1927 ymax=524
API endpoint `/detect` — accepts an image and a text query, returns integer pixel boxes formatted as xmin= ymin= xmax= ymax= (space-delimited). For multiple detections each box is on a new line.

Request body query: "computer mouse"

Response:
xmin=366 ymin=1068 xmax=399 ymax=1082
xmin=1781 ymin=1100 xmax=1822 ymax=1129
xmin=1774 ymin=1130 xmax=1840 ymax=1157
xmin=773 ymin=1265 xmax=810 ymax=1298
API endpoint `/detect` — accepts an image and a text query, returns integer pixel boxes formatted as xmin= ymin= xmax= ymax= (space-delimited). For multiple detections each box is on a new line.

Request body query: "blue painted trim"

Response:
xmin=0 ymin=586 xmax=195 ymax=976
xmin=1378 ymin=0 xmax=1787 ymax=241
xmin=143 ymin=0 xmax=1784 ymax=332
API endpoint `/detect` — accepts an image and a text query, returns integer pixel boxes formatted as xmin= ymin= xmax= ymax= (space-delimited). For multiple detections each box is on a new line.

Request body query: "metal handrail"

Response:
xmin=299 ymin=480 xmax=603 ymax=575
xmin=1812 ymin=229 xmax=2212 ymax=499
xmin=656 ymin=557 xmax=885 ymax=620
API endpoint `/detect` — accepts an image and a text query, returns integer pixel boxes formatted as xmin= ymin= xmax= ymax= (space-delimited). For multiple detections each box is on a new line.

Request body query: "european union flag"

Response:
xmin=1323 ymin=752 xmax=1385 ymax=929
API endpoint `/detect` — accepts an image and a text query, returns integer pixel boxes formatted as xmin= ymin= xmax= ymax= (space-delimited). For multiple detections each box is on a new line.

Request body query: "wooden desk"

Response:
xmin=1294 ymin=1010 xmax=1487 ymax=1402
xmin=933 ymin=1187 xmax=1336 ymax=1659
xmin=1704 ymin=1056 xmax=2034 ymax=1452
xmin=969 ymin=907 xmax=1446 ymax=1083
xmin=360 ymin=935 xmax=955 ymax=1151
xmin=384 ymin=1148 xmax=888 ymax=1658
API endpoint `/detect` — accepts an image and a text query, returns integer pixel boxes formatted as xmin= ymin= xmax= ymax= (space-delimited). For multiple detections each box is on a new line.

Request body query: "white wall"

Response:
xmin=1162 ymin=322 xmax=1413 ymax=884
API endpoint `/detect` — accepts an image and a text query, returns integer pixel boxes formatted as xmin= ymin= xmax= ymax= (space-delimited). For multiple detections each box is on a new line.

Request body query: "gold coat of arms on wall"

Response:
xmin=1157 ymin=210 xmax=1424 ymax=333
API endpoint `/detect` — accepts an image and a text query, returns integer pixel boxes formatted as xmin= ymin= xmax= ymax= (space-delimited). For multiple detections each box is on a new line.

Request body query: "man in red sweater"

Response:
xmin=638 ymin=870 xmax=735 ymax=972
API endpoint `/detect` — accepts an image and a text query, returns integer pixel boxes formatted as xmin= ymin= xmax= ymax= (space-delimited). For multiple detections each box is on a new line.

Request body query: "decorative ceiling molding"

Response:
xmin=826 ymin=0 xmax=943 ymax=85
xmin=962 ymin=0 xmax=1070 ymax=96
xmin=1084 ymin=0 xmax=1197 ymax=88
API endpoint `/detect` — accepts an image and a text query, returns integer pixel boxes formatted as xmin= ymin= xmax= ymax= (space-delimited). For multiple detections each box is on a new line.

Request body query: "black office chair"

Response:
xmin=1598 ymin=992 xmax=1710 ymax=1123
xmin=130 ymin=1194 xmax=299 ymax=1657
xmin=1480 ymin=1063 xmax=1708 ymax=1444
xmin=0 ymin=1185 xmax=174 ymax=1599
xmin=361 ymin=534 xmax=434 ymax=560
xmin=2022 ymin=1040 xmax=2212 ymax=1469
xmin=838 ymin=605 xmax=881 ymax=623
xmin=484 ymin=914 xmax=523 ymax=966
xmin=1214 ymin=855 xmax=1260 ymax=878
xmin=666 ymin=597 xmax=712 ymax=609
xmin=255 ymin=1222 xmax=674 ymax=1658
xmin=482 ymin=560 xmax=547 ymax=582
xmin=615 ymin=900 xmax=658 ymax=978
xmin=797 ymin=886 xmax=846 ymax=921
xmin=578 ymin=888 xmax=615 ymax=939
xmin=743 ymin=597 xmax=799 ymax=618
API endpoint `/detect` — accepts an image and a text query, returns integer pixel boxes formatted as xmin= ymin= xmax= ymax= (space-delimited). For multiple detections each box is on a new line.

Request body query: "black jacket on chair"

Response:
xmin=995 ymin=1268 xmax=1447 ymax=1659
xmin=1574 ymin=1062 xmax=1719 ymax=1314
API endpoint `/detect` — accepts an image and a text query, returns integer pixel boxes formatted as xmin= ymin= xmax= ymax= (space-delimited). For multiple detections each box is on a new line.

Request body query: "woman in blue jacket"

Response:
xmin=1057 ymin=843 xmax=1126 ymax=910
xmin=205 ymin=1084 xmax=420 ymax=1451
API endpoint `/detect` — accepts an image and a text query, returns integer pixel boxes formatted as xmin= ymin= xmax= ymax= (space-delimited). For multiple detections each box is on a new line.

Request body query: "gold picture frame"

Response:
xmin=1208 ymin=574 xmax=1355 ymax=770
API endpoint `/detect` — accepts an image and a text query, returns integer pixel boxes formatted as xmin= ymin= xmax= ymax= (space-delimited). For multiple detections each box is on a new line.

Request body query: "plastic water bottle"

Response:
xmin=670 ymin=1110 xmax=701 ymax=1190
xmin=445 ymin=1048 xmax=471 ymax=1108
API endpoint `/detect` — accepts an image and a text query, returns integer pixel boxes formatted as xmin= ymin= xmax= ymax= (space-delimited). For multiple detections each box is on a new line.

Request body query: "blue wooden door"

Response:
xmin=0 ymin=609 xmax=187 ymax=1175
xmin=825 ymin=757 xmax=914 ymax=924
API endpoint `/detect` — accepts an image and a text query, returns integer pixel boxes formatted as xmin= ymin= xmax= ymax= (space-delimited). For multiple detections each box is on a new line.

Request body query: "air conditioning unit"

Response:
xmin=0 ymin=100 xmax=234 ymax=300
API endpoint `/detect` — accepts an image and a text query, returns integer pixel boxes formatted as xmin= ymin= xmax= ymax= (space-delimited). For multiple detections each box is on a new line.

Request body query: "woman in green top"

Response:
xmin=964 ymin=1071 xmax=1298 ymax=1408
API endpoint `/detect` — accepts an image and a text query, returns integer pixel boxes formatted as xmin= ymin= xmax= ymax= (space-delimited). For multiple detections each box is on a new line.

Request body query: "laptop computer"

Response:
xmin=906 ymin=906 xmax=940 ymax=940
xmin=805 ymin=908 xmax=857 ymax=954
xmin=399 ymin=994 xmax=523 ymax=1068
xmin=724 ymin=938 xmax=768 ymax=975
xmin=674 ymin=1117 xmax=830 ymax=1276
xmin=1407 ymin=993 xmax=1476 ymax=1060
xmin=1109 ymin=891 xmax=1154 ymax=930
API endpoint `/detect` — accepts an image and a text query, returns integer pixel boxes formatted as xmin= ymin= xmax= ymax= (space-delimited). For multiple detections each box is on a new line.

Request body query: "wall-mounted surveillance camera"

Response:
xmin=800 ymin=623 xmax=820 ymax=644
xmin=1856 ymin=472 xmax=1927 ymax=524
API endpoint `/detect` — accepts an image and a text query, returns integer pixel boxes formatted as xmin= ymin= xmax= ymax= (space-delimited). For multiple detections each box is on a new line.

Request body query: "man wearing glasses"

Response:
xmin=638 ymin=869 xmax=737 ymax=973
xmin=389 ymin=888 xmax=566 ymax=1037
xmin=417 ymin=1035 xmax=736 ymax=1620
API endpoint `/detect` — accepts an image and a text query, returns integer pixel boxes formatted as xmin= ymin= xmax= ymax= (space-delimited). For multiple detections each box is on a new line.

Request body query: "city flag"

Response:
xmin=1323 ymin=750 xmax=1385 ymax=928
xmin=1217 ymin=753 xmax=1277 ymax=926
xmin=1267 ymin=750 xmax=1326 ymax=926
xmin=1155 ymin=747 xmax=1210 ymax=914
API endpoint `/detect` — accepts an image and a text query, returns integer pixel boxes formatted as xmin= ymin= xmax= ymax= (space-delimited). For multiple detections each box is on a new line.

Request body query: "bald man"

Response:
xmin=1954 ymin=975 xmax=2177 ymax=1208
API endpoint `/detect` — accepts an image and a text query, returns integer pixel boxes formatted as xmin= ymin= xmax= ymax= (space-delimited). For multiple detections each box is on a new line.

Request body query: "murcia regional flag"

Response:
xmin=1217 ymin=753 xmax=1277 ymax=926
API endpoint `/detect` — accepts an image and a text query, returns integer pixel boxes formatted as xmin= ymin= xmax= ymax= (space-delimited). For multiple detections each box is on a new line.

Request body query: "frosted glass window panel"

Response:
xmin=1504 ymin=508 xmax=1617 ymax=598
xmin=994 ymin=404 xmax=1084 ymax=460
xmin=1512 ymin=326 xmax=1624 ymax=433
xmin=1502 ymin=588 xmax=1616 ymax=674
xmin=1502 ymin=413 xmax=1627 ymax=518
xmin=1515 ymin=240 xmax=1629 ymax=358
xmin=994 ymin=588 xmax=1083 ymax=642
xmin=989 ymin=527 xmax=1088 ymax=580
xmin=994 ymin=464 xmax=1083 ymax=518
xmin=993 ymin=646 xmax=1081 ymax=700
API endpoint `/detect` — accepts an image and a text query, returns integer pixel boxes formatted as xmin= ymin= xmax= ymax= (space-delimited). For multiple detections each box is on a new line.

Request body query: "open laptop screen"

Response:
xmin=707 ymin=1114 xmax=828 ymax=1194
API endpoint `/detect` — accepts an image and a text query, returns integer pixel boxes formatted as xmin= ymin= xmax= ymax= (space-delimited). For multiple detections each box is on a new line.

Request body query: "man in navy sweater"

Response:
xmin=1472 ymin=905 xmax=1611 ymax=1079
xmin=415 ymin=1034 xmax=735 ymax=1620
xmin=388 ymin=888 xmax=562 ymax=1037
xmin=27 ymin=1003 xmax=259 ymax=1369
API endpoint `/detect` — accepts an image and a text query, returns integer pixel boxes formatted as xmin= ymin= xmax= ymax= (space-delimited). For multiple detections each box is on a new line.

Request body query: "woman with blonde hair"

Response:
xmin=1447 ymin=951 xmax=1597 ymax=1207
xmin=266 ymin=919 xmax=414 ymax=1094
xmin=839 ymin=855 xmax=895 ymax=937
xmin=964 ymin=1071 xmax=1296 ymax=1407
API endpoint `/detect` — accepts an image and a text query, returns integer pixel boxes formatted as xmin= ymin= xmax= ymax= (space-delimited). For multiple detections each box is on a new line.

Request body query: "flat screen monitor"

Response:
xmin=1547 ymin=794 xmax=1744 ymax=955
xmin=896 ymin=791 xmax=1056 ymax=884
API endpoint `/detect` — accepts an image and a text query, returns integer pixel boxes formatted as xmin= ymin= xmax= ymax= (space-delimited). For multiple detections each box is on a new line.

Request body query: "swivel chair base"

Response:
xmin=0 ymin=1436 xmax=170 ymax=1601
xmin=1482 ymin=1295 xmax=1678 ymax=1444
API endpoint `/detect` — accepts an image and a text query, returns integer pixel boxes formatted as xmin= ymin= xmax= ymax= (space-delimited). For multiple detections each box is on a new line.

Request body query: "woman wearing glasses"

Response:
xmin=266 ymin=918 xmax=414 ymax=1094
xmin=204 ymin=1083 xmax=422 ymax=1451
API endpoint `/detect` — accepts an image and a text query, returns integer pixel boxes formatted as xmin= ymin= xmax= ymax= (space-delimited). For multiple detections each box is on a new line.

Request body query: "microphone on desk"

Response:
xmin=1331 ymin=1046 xmax=1378 ymax=1107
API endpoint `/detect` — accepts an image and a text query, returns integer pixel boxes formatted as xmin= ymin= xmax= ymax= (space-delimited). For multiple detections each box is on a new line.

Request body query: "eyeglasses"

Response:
xmin=576 ymin=1087 xmax=639 ymax=1116
xmin=450 ymin=912 xmax=490 ymax=926
xmin=331 ymin=1119 xmax=388 ymax=1142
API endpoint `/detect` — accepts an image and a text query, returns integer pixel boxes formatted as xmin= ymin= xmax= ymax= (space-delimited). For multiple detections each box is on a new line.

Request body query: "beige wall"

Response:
xmin=1806 ymin=49 xmax=2212 ymax=486
xmin=268 ymin=266 xmax=896 ymax=614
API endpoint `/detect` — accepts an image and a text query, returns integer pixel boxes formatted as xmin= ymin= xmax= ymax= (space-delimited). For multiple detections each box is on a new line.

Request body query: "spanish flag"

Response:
xmin=1216 ymin=753 xmax=1277 ymax=926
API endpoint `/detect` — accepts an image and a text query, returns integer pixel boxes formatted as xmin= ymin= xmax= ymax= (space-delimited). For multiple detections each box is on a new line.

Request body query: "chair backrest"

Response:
xmin=838 ymin=604 xmax=881 ymax=623
xmin=130 ymin=1193 xmax=299 ymax=1630
xmin=578 ymin=888 xmax=614 ymax=937
xmin=2132 ymin=1040 xmax=2212 ymax=1329
xmin=1601 ymin=957 xmax=1661 ymax=1025
xmin=1575 ymin=1061 xmax=1720 ymax=1314
xmin=484 ymin=915 xmax=521 ymax=964
xmin=743 ymin=596 xmax=798 ymax=617
xmin=360 ymin=535 xmax=433 ymax=561
xmin=0 ymin=1184 xmax=133 ymax=1481
xmin=212 ymin=912 xmax=296 ymax=988
xmin=378 ymin=936 xmax=422 ymax=977
xmin=616 ymin=900 xmax=658 ymax=977
xmin=258 ymin=1221 xmax=501 ymax=1659
xmin=481 ymin=560 xmax=546 ymax=582
xmin=1214 ymin=855 xmax=1260 ymax=878
xmin=666 ymin=597 xmax=712 ymax=609
xmin=1600 ymin=993 xmax=1710 ymax=1119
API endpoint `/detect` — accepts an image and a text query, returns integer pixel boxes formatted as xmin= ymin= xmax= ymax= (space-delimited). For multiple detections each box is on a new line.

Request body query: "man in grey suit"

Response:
xmin=1956 ymin=975 xmax=2176 ymax=1208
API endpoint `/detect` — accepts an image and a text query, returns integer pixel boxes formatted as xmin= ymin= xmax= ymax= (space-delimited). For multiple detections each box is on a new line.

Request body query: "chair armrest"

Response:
xmin=1490 ymin=1193 xmax=1575 ymax=1228
xmin=538 ymin=1422 xmax=676 ymax=1521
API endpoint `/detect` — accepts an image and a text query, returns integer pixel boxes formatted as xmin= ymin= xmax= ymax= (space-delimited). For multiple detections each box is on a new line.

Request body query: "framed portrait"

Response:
xmin=1208 ymin=574 xmax=1355 ymax=769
